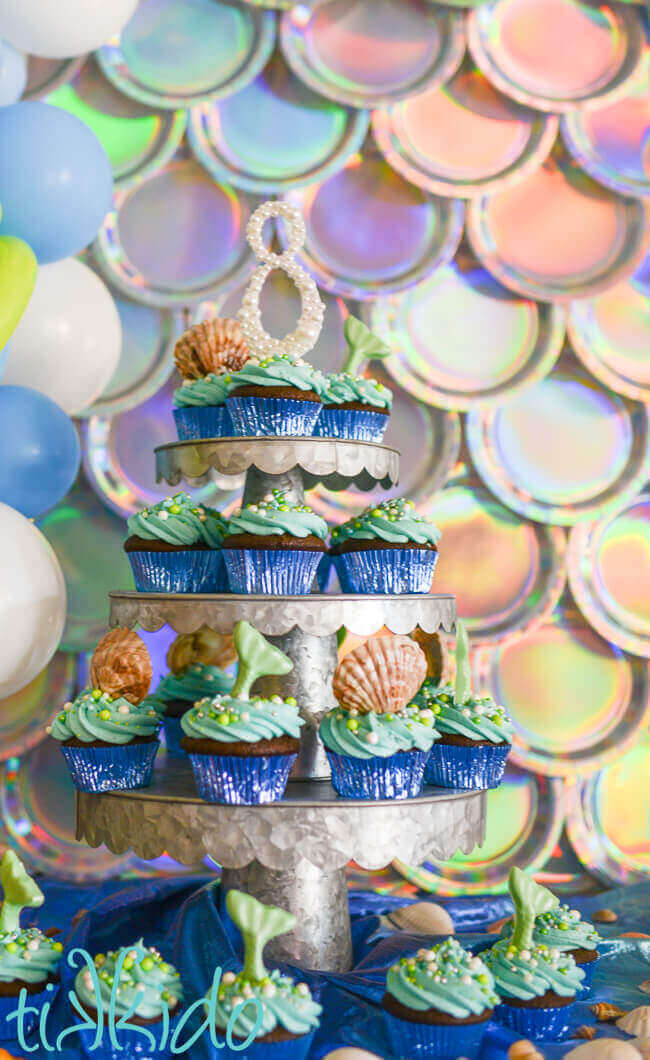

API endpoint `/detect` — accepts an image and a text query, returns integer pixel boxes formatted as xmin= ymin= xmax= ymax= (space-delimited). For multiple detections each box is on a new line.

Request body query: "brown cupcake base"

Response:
xmin=77 ymin=997 xmax=166 ymax=1028
xmin=62 ymin=734 xmax=159 ymax=750
xmin=124 ymin=536 xmax=212 ymax=553
xmin=0 ymin=973 xmax=59 ymax=997
xmin=330 ymin=538 xmax=438 ymax=556
xmin=382 ymin=992 xmax=492 ymax=1026
xmin=570 ymin=946 xmax=599 ymax=965
xmin=502 ymin=988 xmax=575 ymax=1009
xmin=181 ymin=735 xmax=300 ymax=758
xmin=222 ymin=1025 xmax=302 ymax=1044
xmin=324 ymin=400 xmax=390 ymax=415
xmin=230 ymin=384 xmax=321 ymax=404
xmin=221 ymin=532 xmax=326 ymax=553
xmin=436 ymin=734 xmax=510 ymax=749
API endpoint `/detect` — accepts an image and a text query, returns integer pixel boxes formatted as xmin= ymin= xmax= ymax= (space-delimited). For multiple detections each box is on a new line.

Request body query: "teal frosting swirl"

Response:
xmin=74 ymin=940 xmax=183 ymax=1020
xmin=48 ymin=689 xmax=160 ymax=745
xmin=180 ymin=692 xmax=303 ymax=745
xmin=414 ymin=682 xmax=515 ymax=744
xmin=173 ymin=374 xmax=234 ymax=408
xmin=211 ymin=967 xmax=321 ymax=1040
xmin=314 ymin=372 xmax=392 ymax=410
xmin=331 ymin=499 xmax=441 ymax=548
xmin=228 ymin=354 xmax=324 ymax=394
xmin=485 ymin=939 xmax=584 ymax=1000
xmin=225 ymin=489 xmax=328 ymax=540
xmin=386 ymin=938 xmax=498 ymax=1019
xmin=319 ymin=704 xmax=438 ymax=760
xmin=147 ymin=663 xmax=233 ymax=712
xmin=0 ymin=927 xmax=63 ymax=984
xmin=501 ymin=906 xmax=601 ymax=952
xmin=127 ymin=492 xmax=227 ymax=548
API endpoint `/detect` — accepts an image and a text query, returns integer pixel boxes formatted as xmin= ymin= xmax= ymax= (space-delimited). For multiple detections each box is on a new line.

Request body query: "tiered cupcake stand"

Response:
xmin=75 ymin=434 xmax=486 ymax=973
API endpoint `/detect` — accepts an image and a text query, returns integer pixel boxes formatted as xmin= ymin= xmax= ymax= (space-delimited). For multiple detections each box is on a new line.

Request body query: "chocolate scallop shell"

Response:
xmin=166 ymin=627 xmax=236 ymax=675
xmin=174 ymin=317 xmax=250 ymax=380
xmin=90 ymin=628 xmax=152 ymax=704
xmin=333 ymin=635 xmax=427 ymax=714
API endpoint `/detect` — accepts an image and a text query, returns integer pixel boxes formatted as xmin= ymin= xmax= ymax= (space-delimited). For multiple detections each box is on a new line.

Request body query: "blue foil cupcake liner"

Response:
xmin=313 ymin=407 xmax=388 ymax=441
xmin=162 ymin=715 xmax=185 ymax=758
xmin=325 ymin=749 xmax=428 ymax=800
xmin=424 ymin=741 xmax=511 ymax=790
xmin=210 ymin=1028 xmax=315 ymax=1060
xmin=127 ymin=549 xmax=226 ymax=593
xmin=223 ymin=548 xmax=322 ymax=594
xmin=188 ymin=752 xmax=297 ymax=804
xmin=575 ymin=954 xmax=598 ymax=989
xmin=384 ymin=1008 xmax=489 ymax=1060
xmin=333 ymin=548 xmax=438 ymax=594
xmin=494 ymin=1001 xmax=575 ymax=1040
xmin=60 ymin=741 xmax=159 ymax=792
xmin=0 ymin=981 xmax=58 ymax=1041
xmin=173 ymin=405 xmax=232 ymax=440
xmin=226 ymin=395 xmax=322 ymax=437
xmin=78 ymin=1010 xmax=182 ymax=1060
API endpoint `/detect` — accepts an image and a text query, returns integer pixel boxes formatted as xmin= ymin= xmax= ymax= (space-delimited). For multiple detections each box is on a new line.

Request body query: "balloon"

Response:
xmin=0 ymin=386 xmax=80 ymax=518
xmin=0 ymin=234 xmax=37 ymax=350
xmin=0 ymin=341 xmax=8 ymax=378
xmin=0 ymin=503 xmax=66 ymax=698
xmin=3 ymin=259 xmax=122 ymax=414
xmin=0 ymin=102 xmax=113 ymax=264
xmin=0 ymin=37 xmax=26 ymax=103
xmin=0 ymin=0 xmax=139 ymax=59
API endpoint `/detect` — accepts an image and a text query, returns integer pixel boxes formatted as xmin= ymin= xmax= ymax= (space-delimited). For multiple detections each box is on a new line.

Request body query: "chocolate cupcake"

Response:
xmin=501 ymin=903 xmax=602 ymax=989
xmin=225 ymin=352 xmax=324 ymax=436
xmin=313 ymin=316 xmax=393 ymax=441
xmin=172 ymin=317 xmax=249 ymax=440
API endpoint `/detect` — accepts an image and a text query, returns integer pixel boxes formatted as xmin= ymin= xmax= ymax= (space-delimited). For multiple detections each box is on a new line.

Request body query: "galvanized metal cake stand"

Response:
xmin=75 ymin=437 xmax=486 ymax=972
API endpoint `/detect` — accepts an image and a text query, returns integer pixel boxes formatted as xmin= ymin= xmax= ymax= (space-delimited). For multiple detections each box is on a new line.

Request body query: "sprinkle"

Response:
xmin=222 ymin=972 xmax=236 ymax=985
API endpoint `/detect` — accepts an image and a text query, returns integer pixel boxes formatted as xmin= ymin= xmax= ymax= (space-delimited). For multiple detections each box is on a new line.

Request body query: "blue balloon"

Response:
xmin=0 ymin=38 xmax=27 ymax=105
xmin=0 ymin=385 xmax=80 ymax=517
xmin=0 ymin=101 xmax=113 ymax=263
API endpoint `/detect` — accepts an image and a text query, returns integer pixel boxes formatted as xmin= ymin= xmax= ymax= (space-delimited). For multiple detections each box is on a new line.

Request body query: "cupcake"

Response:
xmin=313 ymin=316 xmax=393 ymax=441
xmin=147 ymin=627 xmax=235 ymax=757
xmin=0 ymin=852 xmax=63 ymax=1042
xmin=125 ymin=492 xmax=228 ymax=593
xmin=421 ymin=621 xmax=513 ymax=789
xmin=172 ymin=318 xmax=249 ymax=440
xmin=48 ymin=629 xmax=160 ymax=792
xmin=382 ymin=937 xmax=498 ymax=1060
xmin=221 ymin=489 xmax=328 ymax=595
xmin=330 ymin=498 xmax=440 ymax=595
xmin=501 ymin=904 xmax=601 ymax=989
xmin=73 ymin=940 xmax=183 ymax=1060
xmin=181 ymin=621 xmax=303 ymax=804
xmin=319 ymin=634 xmax=438 ymax=800
xmin=485 ymin=868 xmax=584 ymax=1040
xmin=225 ymin=352 xmax=324 ymax=436
xmin=210 ymin=890 xmax=321 ymax=1059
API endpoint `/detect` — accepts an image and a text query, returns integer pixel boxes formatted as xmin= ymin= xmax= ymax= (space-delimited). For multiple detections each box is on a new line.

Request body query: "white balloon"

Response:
xmin=3 ymin=258 xmax=122 ymax=415
xmin=0 ymin=503 xmax=66 ymax=699
xmin=0 ymin=0 xmax=139 ymax=59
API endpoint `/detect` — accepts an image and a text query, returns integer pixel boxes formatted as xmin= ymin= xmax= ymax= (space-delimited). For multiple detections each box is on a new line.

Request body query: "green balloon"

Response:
xmin=0 ymin=234 xmax=37 ymax=352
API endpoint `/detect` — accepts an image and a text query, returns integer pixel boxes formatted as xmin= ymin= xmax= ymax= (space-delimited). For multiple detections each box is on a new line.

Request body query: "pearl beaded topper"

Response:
xmin=238 ymin=200 xmax=324 ymax=361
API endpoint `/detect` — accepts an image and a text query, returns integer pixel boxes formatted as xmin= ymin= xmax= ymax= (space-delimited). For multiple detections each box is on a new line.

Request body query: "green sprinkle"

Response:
xmin=91 ymin=689 xmax=103 ymax=701
xmin=140 ymin=957 xmax=155 ymax=972
xmin=346 ymin=718 xmax=359 ymax=732
xmin=217 ymin=713 xmax=230 ymax=726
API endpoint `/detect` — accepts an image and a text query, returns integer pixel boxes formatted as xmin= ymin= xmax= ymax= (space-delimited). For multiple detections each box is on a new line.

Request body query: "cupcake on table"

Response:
xmin=313 ymin=315 xmax=393 ymax=441
xmin=211 ymin=890 xmax=321 ymax=1059
xmin=420 ymin=620 xmax=513 ymax=790
xmin=221 ymin=488 xmax=328 ymax=595
xmin=0 ymin=852 xmax=64 ymax=1042
xmin=125 ymin=492 xmax=228 ymax=593
xmin=501 ymin=901 xmax=601 ymax=989
xmin=486 ymin=868 xmax=584 ymax=1039
xmin=382 ymin=936 xmax=499 ymax=1060
xmin=329 ymin=498 xmax=440 ymax=594
xmin=319 ymin=633 xmax=439 ymax=800
xmin=172 ymin=317 xmax=249 ymax=440
xmin=146 ymin=627 xmax=235 ymax=757
xmin=181 ymin=620 xmax=303 ymax=804
xmin=48 ymin=629 xmax=160 ymax=792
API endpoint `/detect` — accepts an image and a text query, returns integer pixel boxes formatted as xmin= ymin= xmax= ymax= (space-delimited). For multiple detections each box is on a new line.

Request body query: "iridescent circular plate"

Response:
xmin=367 ymin=257 xmax=565 ymax=409
xmin=568 ymin=490 xmax=650 ymax=658
xmin=0 ymin=654 xmax=76 ymax=762
xmin=468 ymin=0 xmax=645 ymax=112
xmin=372 ymin=57 xmax=558 ymax=198
xmin=0 ymin=740 xmax=134 ymax=880
xmin=47 ymin=58 xmax=186 ymax=188
xmin=418 ymin=471 xmax=566 ymax=642
xmin=93 ymin=159 xmax=257 ymax=307
xmin=567 ymin=254 xmax=650 ymax=402
xmin=466 ymin=362 xmax=650 ymax=524
xmin=466 ymin=144 xmax=647 ymax=301
xmin=394 ymin=766 xmax=564 ymax=895
xmin=284 ymin=151 xmax=464 ymax=298
xmin=473 ymin=607 xmax=650 ymax=776
xmin=561 ymin=52 xmax=650 ymax=197
xmin=23 ymin=55 xmax=86 ymax=99
xmin=97 ymin=0 xmax=276 ymax=109
xmin=188 ymin=51 xmax=369 ymax=193
xmin=566 ymin=731 xmax=650 ymax=884
xmin=280 ymin=0 xmax=465 ymax=109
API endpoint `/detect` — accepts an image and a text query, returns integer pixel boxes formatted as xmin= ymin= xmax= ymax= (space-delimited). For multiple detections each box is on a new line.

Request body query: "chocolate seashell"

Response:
xmin=333 ymin=634 xmax=427 ymax=714
xmin=166 ymin=627 xmax=236 ymax=675
xmin=174 ymin=318 xmax=249 ymax=380
xmin=90 ymin=628 xmax=152 ymax=705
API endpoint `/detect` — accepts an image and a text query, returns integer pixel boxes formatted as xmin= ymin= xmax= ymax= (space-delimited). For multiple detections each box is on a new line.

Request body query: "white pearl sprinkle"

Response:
xmin=366 ymin=732 xmax=379 ymax=745
xmin=27 ymin=940 xmax=40 ymax=951
xmin=159 ymin=510 xmax=169 ymax=520
xmin=118 ymin=704 xmax=130 ymax=714
xmin=222 ymin=972 xmax=236 ymax=985
xmin=262 ymin=983 xmax=276 ymax=998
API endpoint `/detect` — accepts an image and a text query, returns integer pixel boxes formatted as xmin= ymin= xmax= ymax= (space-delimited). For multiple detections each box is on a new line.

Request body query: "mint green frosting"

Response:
xmin=225 ymin=489 xmax=328 ymax=540
xmin=147 ymin=663 xmax=233 ymax=712
xmin=180 ymin=692 xmax=303 ymax=745
xmin=330 ymin=498 xmax=441 ymax=548
xmin=74 ymin=940 xmax=183 ymax=1020
xmin=48 ymin=689 xmax=160 ymax=745
xmin=319 ymin=704 xmax=438 ymax=760
xmin=414 ymin=684 xmax=515 ymax=744
xmin=386 ymin=938 xmax=498 ymax=1019
xmin=211 ymin=967 xmax=321 ymax=1040
xmin=314 ymin=371 xmax=392 ymax=410
xmin=502 ymin=906 xmax=601 ymax=952
xmin=228 ymin=353 xmax=324 ymax=394
xmin=0 ymin=927 xmax=63 ymax=984
xmin=173 ymin=374 xmax=234 ymax=408
xmin=127 ymin=492 xmax=227 ymax=548
xmin=486 ymin=938 xmax=584 ymax=1000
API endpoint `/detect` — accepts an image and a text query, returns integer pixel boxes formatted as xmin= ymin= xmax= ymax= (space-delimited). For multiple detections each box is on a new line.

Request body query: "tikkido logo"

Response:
xmin=7 ymin=947 xmax=264 ymax=1054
